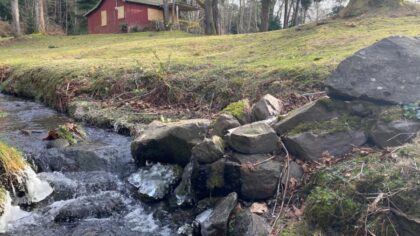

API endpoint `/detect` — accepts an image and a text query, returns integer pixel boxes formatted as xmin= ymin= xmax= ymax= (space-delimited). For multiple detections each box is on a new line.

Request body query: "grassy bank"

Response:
xmin=1 ymin=13 xmax=420 ymax=128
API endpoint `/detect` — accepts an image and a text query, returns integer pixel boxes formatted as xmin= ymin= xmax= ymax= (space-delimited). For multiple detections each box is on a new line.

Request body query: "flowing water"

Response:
xmin=0 ymin=94 xmax=190 ymax=235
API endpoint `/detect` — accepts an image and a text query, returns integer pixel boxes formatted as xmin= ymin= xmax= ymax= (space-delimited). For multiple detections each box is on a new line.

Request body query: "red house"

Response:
xmin=85 ymin=0 xmax=199 ymax=34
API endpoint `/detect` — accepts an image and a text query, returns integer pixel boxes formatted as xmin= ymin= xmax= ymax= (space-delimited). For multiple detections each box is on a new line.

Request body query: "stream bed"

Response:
xmin=0 ymin=94 xmax=190 ymax=235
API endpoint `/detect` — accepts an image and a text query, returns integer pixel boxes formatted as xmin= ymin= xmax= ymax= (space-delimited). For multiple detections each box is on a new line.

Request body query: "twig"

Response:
xmin=253 ymin=155 xmax=276 ymax=167
xmin=271 ymin=139 xmax=291 ymax=235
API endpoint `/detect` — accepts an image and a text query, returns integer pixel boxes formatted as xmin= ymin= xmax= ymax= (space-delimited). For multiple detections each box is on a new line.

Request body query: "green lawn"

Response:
xmin=1 ymin=15 xmax=420 ymax=113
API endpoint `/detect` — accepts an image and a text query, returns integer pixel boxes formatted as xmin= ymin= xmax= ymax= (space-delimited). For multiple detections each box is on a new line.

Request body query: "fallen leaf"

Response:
xmin=250 ymin=202 xmax=268 ymax=215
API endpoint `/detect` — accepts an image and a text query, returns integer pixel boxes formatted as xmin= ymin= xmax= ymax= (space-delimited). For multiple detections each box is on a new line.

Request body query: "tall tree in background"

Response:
xmin=260 ymin=0 xmax=270 ymax=31
xmin=163 ymin=0 xmax=169 ymax=29
xmin=10 ymin=0 xmax=20 ymax=36
xmin=35 ymin=0 xmax=46 ymax=33
xmin=283 ymin=0 xmax=289 ymax=28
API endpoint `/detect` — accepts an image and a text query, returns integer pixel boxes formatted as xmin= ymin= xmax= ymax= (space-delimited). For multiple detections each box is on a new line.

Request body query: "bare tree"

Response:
xmin=260 ymin=0 xmax=270 ymax=31
xmin=283 ymin=0 xmax=289 ymax=28
xmin=163 ymin=0 xmax=170 ymax=29
xmin=10 ymin=0 xmax=21 ymax=36
xmin=35 ymin=0 xmax=46 ymax=33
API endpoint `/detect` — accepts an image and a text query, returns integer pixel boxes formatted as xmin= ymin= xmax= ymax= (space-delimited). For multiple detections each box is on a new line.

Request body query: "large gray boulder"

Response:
xmin=231 ymin=153 xmax=281 ymax=200
xmin=131 ymin=119 xmax=210 ymax=166
xmin=210 ymin=114 xmax=241 ymax=137
xmin=228 ymin=209 xmax=271 ymax=236
xmin=228 ymin=123 xmax=279 ymax=154
xmin=284 ymin=131 xmax=367 ymax=161
xmin=201 ymin=192 xmax=238 ymax=236
xmin=127 ymin=163 xmax=182 ymax=201
xmin=326 ymin=36 xmax=420 ymax=104
xmin=191 ymin=136 xmax=225 ymax=164
xmin=370 ymin=120 xmax=420 ymax=148
xmin=252 ymin=94 xmax=284 ymax=121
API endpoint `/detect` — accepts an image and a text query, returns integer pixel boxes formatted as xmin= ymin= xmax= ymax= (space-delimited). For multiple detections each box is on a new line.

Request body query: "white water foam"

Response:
xmin=0 ymin=192 xmax=31 ymax=233
xmin=23 ymin=167 xmax=54 ymax=203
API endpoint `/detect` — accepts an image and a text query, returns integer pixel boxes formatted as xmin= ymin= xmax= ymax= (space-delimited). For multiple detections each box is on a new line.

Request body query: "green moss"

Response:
xmin=379 ymin=106 xmax=404 ymax=122
xmin=288 ymin=115 xmax=362 ymax=135
xmin=222 ymin=99 xmax=250 ymax=120
xmin=305 ymin=187 xmax=361 ymax=230
xmin=0 ymin=112 xmax=7 ymax=118
xmin=57 ymin=126 xmax=77 ymax=145
xmin=206 ymin=160 xmax=225 ymax=190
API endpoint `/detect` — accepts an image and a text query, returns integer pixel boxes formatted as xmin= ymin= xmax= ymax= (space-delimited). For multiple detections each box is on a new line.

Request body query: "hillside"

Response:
xmin=1 ymin=13 xmax=420 ymax=126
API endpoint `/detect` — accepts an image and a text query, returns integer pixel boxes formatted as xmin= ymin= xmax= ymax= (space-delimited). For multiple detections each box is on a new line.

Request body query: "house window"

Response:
xmin=101 ymin=10 xmax=107 ymax=26
xmin=117 ymin=6 xmax=125 ymax=19
xmin=147 ymin=8 xmax=164 ymax=21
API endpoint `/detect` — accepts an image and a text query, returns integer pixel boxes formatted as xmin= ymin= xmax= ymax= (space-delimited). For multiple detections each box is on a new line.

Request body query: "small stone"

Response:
xmin=46 ymin=139 xmax=70 ymax=149
xmin=191 ymin=136 xmax=225 ymax=164
xmin=252 ymin=94 xmax=284 ymax=121
xmin=228 ymin=123 xmax=279 ymax=154
xmin=210 ymin=114 xmax=241 ymax=137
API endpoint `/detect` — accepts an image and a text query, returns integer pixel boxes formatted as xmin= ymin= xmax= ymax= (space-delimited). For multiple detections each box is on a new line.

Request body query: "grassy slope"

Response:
xmin=1 ymin=14 xmax=420 ymax=115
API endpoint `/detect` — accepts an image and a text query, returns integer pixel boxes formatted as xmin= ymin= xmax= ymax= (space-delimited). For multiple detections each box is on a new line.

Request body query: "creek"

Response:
xmin=0 ymin=94 xmax=190 ymax=236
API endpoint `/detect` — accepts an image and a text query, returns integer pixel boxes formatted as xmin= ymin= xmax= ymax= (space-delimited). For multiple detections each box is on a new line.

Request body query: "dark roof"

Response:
xmin=84 ymin=0 xmax=199 ymax=16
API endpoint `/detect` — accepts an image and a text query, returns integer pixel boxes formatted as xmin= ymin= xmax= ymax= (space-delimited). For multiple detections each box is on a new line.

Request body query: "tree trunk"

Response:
xmin=35 ymin=0 xmax=46 ymax=33
xmin=10 ymin=0 xmax=21 ymax=36
xmin=163 ymin=0 xmax=169 ymax=29
xmin=260 ymin=0 xmax=270 ymax=32
xmin=283 ymin=0 xmax=288 ymax=28
xmin=212 ymin=0 xmax=219 ymax=34
xmin=204 ymin=0 xmax=215 ymax=34
xmin=292 ymin=0 xmax=300 ymax=26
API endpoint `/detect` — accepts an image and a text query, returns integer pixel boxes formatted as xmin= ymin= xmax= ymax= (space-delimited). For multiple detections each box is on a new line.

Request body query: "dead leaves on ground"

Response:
xmin=250 ymin=202 xmax=268 ymax=215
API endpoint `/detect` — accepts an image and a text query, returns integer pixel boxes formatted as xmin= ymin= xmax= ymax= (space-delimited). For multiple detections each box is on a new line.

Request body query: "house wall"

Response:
xmin=87 ymin=0 xmax=164 ymax=34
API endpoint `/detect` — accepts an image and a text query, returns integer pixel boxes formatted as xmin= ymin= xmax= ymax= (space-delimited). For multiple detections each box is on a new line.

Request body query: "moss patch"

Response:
xmin=222 ymin=99 xmax=250 ymax=120
xmin=0 ymin=142 xmax=27 ymax=176
xmin=304 ymin=137 xmax=420 ymax=234
xmin=288 ymin=115 xmax=362 ymax=135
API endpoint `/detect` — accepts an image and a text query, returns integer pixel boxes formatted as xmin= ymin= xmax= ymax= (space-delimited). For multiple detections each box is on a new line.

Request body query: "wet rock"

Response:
xmin=174 ymin=162 xmax=196 ymax=207
xmin=252 ymin=94 xmax=284 ymax=121
xmin=45 ymin=139 xmax=69 ymax=149
xmin=222 ymin=99 xmax=253 ymax=125
xmin=231 ymin=153 xmax=281 ymax=200
xmin=282 ymin=161 xmax=304 ymax=186
xmin=32 ymin=148 xmax=78 ymax=172
xmin=228 ymin=123 xmax=279 ymax=154
xmin=53 ymin=191 xmax=126 ymax=222
xmin=191 ymin=136 xmax=225 ymax=164
xmin=229 ymin=209 xmax=270 ymax=236
xmin=191 ymin=159 xmax=230 ymax=198
xmin=326 ymin=36 xmax=420 ymax=104
xmin=38 ymin=171 xmax=121 ymax=201
xmin=284 ymin=131 xmax=367 ymax=161
xmin=128 ymin=163 xmax=182 ymax=201
xmin=131 ymin=119 xmax=210 ymax=166
xmin=210 ymin=114 xmax=241 ymax=137
xmin=201 ymin=192 xmax=238 ymax=236
xmin=370 ymin=120 xmax=420 ymax=148
xmin=63 ymin=143 xmax=135 ymax=174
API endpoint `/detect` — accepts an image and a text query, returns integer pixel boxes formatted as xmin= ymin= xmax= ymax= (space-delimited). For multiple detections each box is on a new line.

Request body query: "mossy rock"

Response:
xmin=305 ymin=138 xmax=420 ymax=234
xmin=305 ymin=187 xmax=361 ymax=230
xmin=222 ymin=99 xmax=252 ymax=124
